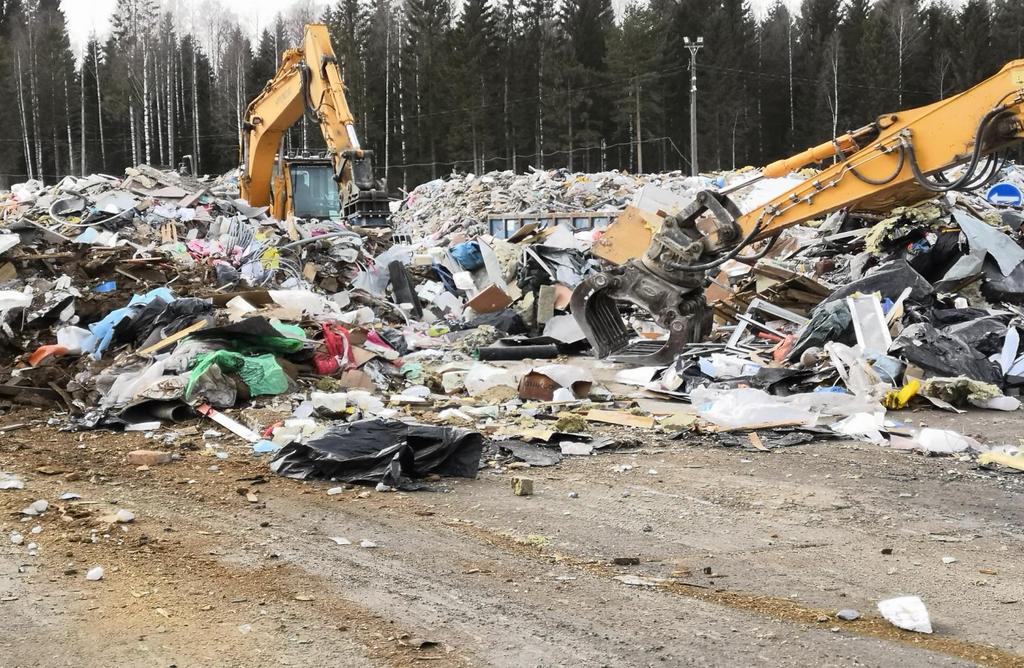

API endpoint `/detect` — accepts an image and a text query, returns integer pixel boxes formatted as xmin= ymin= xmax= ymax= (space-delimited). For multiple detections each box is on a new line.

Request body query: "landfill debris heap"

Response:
xmin=1 ymin=163 xmax=1024 ymax=490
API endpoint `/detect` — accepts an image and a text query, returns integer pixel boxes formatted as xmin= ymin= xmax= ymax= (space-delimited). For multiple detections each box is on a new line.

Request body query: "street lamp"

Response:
xmin=683 ymin=36 xmax=703 ymax=177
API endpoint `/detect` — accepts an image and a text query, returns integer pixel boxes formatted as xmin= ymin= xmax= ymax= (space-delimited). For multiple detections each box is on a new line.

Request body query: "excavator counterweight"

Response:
xmin=573 ymin=60 xmax=1024 ymax=365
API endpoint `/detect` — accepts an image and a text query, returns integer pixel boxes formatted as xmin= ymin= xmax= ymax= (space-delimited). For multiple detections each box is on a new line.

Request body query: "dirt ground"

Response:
xmin=1 ymin=404 xmax=1023 ymax=668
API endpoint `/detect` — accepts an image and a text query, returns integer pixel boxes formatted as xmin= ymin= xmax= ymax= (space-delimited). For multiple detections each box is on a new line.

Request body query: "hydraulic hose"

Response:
xmin=298 ymin=63 xmax=320 ymax=124
xmin=850 ymin=144 xmax=906 ymax=185
xmin=960 ymin=153 xmax=1004 ymax=190
xmin=906 ymin=104 xmax=1006 ymax=192
xmin=669 ymin=219 xmax=764 ymax=272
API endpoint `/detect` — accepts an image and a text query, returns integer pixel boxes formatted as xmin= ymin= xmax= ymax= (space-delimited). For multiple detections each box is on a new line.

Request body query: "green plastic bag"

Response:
xmin=186 ymin=350 xmax=289 ymax=399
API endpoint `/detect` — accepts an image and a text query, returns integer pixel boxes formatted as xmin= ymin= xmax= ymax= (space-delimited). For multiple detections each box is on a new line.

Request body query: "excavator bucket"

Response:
xmin=570 ymin=190 xmax=742 ymax=365
xmin=570 ymin=268 xmax=711 ymax=365
xmin=342 ymin=151 xmax=392 ymax=227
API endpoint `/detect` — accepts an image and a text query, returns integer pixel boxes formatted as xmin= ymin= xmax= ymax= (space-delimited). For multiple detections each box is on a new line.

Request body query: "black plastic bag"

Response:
xmin=787 ymin=299 xmax=854 ymax=361
xmin=115 ymin=297 xmax=213 ymax=349
xmin=269 ymin=418 xmax=484 ymax=488
xmin=459 ymin=308 xmax=528 ymax=335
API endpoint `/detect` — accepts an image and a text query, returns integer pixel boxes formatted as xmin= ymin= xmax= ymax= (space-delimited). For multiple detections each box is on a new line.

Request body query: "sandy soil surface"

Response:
xmin=1 ymin=405 xmax=1022 ymax=667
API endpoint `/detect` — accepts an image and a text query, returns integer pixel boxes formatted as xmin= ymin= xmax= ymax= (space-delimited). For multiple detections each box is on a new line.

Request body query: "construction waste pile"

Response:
xmin=2 ymin=164 xmax=1024 ymax=490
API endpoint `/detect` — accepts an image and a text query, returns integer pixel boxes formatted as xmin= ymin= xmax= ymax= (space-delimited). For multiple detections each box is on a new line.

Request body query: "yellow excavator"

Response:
xmin=239 ymin=24 xmax=390 ymax=226
xmin=572 ymin=60 xmax=1024 ymax=364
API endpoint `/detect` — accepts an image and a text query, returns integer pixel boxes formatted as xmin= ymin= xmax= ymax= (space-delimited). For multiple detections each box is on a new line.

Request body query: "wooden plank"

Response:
xmin=585 ymin=409 xmax=656 ymax=429
xmin=136 ymin=320 xmax=208 ymax=357
xmin=160 ymin=222 xmax=178 ymax=243
xmin=704 ymin=418 xmax=811 ymax=433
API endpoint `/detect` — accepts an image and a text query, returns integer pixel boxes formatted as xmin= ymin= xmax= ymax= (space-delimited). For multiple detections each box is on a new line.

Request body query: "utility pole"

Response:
xmin=634 ymin=77 xmax=642 ymax=174
xmin=684 ymin=36 xmax=703 ymax=176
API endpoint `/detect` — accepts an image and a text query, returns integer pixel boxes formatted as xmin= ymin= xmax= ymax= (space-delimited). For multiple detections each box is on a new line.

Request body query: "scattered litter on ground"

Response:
xmin=877 ymin=596 xmax=933 ymax=634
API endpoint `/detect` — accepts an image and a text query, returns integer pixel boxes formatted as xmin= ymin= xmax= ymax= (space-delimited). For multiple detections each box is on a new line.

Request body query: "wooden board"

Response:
xmin=137 ymin=320 xmax=208 ymax=357
xmin=585 ymin=409 xmax=656 ymax=429
xmin=590 ymin=206 xmax=663 ymax=265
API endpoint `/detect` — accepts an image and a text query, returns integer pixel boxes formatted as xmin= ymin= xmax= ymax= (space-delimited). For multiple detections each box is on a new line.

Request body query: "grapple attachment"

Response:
xmin=570 ymin=190 xmax=743 ymax=365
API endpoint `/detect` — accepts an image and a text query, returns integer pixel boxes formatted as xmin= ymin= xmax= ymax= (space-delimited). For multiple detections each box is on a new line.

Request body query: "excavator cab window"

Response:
xmin=289 ymin=164 xmax=340 ymax=219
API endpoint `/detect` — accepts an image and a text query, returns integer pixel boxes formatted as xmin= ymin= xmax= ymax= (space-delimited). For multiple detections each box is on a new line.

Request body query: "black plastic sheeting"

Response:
xmin=269 ymin=419 xmax=484 ymax=488
xmin=112 ymin=297 xmax=213 ymax=349
xmin=983 ymin=257 xmax=1024 ymax=303
xmin=459 ymin=308 xmax=528 ymax=335
xmin=825 ymin=259 xmax=934 ymax=304
xmin=890 ymin=322 xmax=1002 ymax=384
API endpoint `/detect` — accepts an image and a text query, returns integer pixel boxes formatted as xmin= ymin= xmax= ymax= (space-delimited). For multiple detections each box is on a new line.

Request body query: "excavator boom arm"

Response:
xmin=742 ymin=59 xmax=1024 ymax=241
xmin=240 ymin=24 xmax=362 ymax=210
xmin=572 ymin=59 xmax=1024 ymax=365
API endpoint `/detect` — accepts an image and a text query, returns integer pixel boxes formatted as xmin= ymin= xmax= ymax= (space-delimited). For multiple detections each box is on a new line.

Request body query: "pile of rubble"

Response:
xmin=390 ymin=168 xmax=787 ymax=238
xmin=1 ymin=162 xmax=1023 ymax=491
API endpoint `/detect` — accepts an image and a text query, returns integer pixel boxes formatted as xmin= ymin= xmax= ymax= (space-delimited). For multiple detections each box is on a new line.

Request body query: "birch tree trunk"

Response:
xmin=64 ymin=76 xmax=75 ymax=175
xmin=94 ymin=43 xmax=107 ymax=172
xmin=143 ymin=47 xmax=152 ymax=164
xmin=896 ymin=14 xmax=905 ymax=107
xmin=177 ymin=47 xmax=187 ymax=160
xmin=130 ymin=104 xmax=139 ymax=165
xmin=28 ymin=26 xmax=43 ymax=178
xmin=80 ymin=63 xmax=87 ymax=175
xmin=192 ymin=48 xmax=200 ymax=172
xmin=16 ymin=52 xmax=33 ymax=180
xmin=384 ymin=11 xmax=390 ymax=185
xmin=536 ymin=44 xmax=544 ymax=170
xmin=787 ymin=18 xmax=794 ymax=146
xmin=831 ymin=47 xmax=839 ymax=139
xmin=155 ymin=52 xmax=165 ymax=166
xmin=52 ymin=129 xmax=60 ymax=177
xmin=236 ymin=54 xmax=243 ymax=158
xmin=504 ymin=72 xmax=510 ymax=169
xmin=167 ymin=43 xmax=175 ymax=166
xmin=398 ymin=17 xmax=407 ymax=191
xmin=361 ymin=59 xmax=368 ymax=139
xmin=566 ymin=82 xmax=573 ymax=173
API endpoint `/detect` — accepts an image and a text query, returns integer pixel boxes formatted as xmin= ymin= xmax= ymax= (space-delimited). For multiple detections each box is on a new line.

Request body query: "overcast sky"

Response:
xmin=61 ymin=0 xmax=316 ymax=53
xmin=60 ymin=0 xmax=962 ymax=56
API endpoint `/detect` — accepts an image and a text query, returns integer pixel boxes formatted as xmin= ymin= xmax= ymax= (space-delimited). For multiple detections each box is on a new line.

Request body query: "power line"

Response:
xmin=385 ymin=135 xmax=679 ymax=170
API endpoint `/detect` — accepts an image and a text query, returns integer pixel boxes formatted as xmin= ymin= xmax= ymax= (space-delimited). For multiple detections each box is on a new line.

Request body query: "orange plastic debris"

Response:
xmin=28 ymin=345 xmax=69 ymax=367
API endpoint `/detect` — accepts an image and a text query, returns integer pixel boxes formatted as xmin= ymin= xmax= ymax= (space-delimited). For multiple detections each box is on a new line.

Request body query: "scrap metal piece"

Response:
xmin=725 ymin=298 xmax=809 ymax=351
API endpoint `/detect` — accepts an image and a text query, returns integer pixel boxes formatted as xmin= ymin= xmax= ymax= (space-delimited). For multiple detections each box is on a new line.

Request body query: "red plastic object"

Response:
xmin=313 ymin=322 xmax=355 ymax=375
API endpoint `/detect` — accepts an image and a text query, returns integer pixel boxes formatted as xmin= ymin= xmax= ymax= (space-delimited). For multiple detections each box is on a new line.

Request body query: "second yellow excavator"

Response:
xmin=572 ymin=59 xmax=1024 ymax=364
xmin=239 ymin=24 xmax=390 ymax=226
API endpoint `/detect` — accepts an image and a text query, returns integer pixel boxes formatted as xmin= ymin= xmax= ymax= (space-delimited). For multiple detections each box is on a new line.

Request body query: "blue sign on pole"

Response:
xmin=986 ymin=182 xmax=1024 ymax=207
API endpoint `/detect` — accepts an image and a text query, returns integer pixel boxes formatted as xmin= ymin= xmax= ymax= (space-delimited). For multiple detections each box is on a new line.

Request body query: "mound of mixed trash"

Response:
xmin=1 ymin=161 xmax=1024 ymax=490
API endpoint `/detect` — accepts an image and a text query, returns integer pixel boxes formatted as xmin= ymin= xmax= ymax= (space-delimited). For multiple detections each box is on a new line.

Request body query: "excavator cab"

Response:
xmin=272 ymin=152 xmax=392 ymax=227
xmin=285 ymin=158 xmax=341 ymax=219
